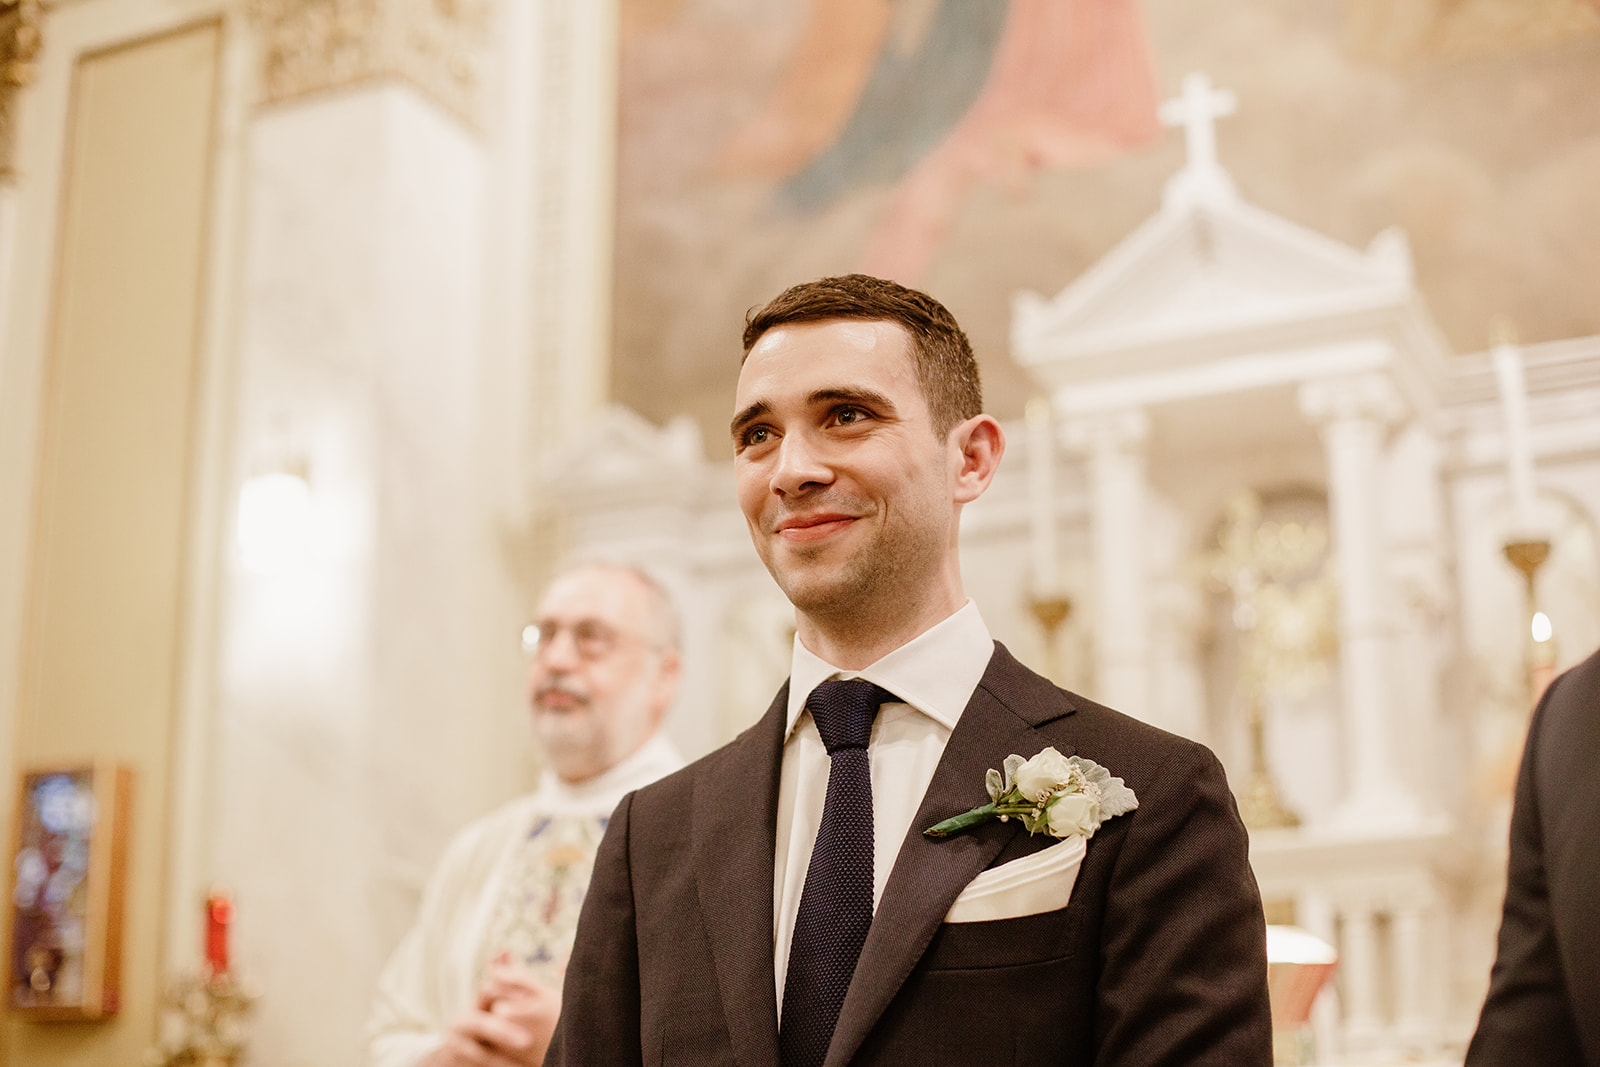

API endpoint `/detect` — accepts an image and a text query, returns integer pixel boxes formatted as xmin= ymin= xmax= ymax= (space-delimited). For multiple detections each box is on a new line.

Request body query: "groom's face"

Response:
xmin=731 ymin=317 xmax=960 ymax=619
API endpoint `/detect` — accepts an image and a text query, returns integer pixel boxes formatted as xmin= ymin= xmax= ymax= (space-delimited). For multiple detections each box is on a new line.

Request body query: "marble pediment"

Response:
xmin=540 ymin=404 xmax=707 ymax=503
xmin=1013 ymin=171 xmax=1448 ymax=416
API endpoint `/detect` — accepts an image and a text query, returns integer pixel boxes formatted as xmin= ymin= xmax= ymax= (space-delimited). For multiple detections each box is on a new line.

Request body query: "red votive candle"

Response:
xmin=205 ymin=889 xmax=234 ymax=975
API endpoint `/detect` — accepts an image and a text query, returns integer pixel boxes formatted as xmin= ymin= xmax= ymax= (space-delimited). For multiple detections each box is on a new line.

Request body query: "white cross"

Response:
xmin=1159 ymin=71 xmax=1237 ymax=176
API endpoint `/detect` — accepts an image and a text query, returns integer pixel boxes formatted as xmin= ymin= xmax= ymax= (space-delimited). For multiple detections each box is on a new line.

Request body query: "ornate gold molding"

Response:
xmin=248 ymin=0 xmax=489 ymax=127
xmin=1 ymin=0 xmax=44 ymax=177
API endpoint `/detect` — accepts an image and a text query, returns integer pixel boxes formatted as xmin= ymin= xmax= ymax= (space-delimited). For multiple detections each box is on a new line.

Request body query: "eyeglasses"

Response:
xmin=523 ymin=619 xmax=655 ymax=662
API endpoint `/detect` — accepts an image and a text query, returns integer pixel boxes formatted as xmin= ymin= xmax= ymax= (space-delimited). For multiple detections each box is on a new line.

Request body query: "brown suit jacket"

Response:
xmin=548 ymin=643 xmax=1272 ymax=1065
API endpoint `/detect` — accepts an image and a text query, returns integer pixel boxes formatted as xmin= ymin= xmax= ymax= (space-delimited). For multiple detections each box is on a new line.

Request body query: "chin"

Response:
xmin=535 ymin=719 xmax=596 ymax=758
xmin=772 ymin=567 xmax=857 ymax=618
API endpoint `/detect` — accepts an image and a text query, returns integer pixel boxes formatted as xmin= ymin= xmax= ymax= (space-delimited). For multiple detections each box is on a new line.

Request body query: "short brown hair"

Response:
xmin=742 ymin=274 xmax=983 ymax=435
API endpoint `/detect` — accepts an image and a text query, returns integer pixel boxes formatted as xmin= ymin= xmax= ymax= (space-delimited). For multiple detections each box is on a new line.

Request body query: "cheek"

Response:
xmin=735 ymin=464 xmax=768 ymax=518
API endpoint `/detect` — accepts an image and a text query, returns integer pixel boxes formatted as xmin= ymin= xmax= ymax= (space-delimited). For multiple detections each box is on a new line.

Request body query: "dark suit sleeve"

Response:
xmin=1093 ymin=740 xmax=1272 ymax=1066
xmin=547 ymin=791 xmax=645 ymax=1067
xmin=1465 ymin=687 xmax=1586 ymax=1065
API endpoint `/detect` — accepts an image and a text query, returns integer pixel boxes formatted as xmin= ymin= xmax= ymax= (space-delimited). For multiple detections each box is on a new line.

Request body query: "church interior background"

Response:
xmin=1 ymin=0 xmax=1598 ymax=1064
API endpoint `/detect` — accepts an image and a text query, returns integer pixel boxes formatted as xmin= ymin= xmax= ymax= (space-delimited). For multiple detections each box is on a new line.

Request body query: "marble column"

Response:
xmin=1299 ymin=374 xmax=1424 ymax=827
xmin=1392 ymin=904 xmax=1435 ymax=1050
xmin=1064 ymin=408 xmax=1151 ymax=716
xmin=214 ymin=4 xmax=532 ymax=1064
xmin=1339 ymin=903 xmax=1383 ymax=1052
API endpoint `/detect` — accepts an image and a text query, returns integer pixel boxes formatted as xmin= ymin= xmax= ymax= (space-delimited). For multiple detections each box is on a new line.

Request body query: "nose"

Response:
xmin=533 ymin=626 xmax=583 ymax=672
xmin=770 ymin=430 xmax=834 ymax=497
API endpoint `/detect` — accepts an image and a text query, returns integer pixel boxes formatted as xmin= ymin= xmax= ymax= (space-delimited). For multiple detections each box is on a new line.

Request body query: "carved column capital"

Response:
xmin=1 ymin=0 xmax=44 ymax=178
xmin=1297 ymin=373 xmax=1404 ymax=429
xmin=248 ymin=0 xmax=490 ymax=128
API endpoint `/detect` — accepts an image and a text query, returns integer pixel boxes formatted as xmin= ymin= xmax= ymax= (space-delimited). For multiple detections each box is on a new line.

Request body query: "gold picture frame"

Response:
xmin=8 ymin=762 xmax=131 ymax=1020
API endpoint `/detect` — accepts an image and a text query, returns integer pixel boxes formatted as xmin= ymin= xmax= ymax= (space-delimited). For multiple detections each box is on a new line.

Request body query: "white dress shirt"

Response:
xmin=772 ymin=600 xmax=995 ymax=1010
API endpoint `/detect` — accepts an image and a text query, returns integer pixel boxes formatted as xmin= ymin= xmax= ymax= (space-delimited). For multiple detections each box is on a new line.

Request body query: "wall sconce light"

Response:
xmin=236 ymin=456 xmax=313 ymax=574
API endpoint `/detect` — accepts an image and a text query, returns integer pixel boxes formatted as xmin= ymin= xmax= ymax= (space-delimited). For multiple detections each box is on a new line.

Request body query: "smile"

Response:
xmin=775 ymin=514 xmax=857 ymax=543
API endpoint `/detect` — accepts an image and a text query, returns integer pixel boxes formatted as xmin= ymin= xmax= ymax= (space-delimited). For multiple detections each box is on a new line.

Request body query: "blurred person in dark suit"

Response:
xmin=1468 ymin=644 xmax=1600 ymax=1065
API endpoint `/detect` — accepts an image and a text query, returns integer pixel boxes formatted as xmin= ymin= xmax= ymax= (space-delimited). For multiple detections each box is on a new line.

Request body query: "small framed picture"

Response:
xmin=8 ymin=763 xmax=131 ymax=1019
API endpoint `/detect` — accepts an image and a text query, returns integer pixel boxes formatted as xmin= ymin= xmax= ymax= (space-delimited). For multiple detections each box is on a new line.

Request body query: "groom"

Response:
xmin=548 ymin=274 xmax=1271 ymax=1065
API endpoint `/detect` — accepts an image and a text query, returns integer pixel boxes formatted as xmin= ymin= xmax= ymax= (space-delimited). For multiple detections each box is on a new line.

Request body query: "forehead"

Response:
xmin=735 ymin=319 xmax=925 ymax=412
xmin=536 ymin=568 xmax=642 ymax=625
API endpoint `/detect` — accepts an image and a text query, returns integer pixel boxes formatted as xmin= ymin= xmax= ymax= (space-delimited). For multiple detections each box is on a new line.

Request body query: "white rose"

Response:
xmin=1012 ymin=747 xmax=1075 ymax=802
xmin=1046 ymin=791 xmax=1101 ymax=838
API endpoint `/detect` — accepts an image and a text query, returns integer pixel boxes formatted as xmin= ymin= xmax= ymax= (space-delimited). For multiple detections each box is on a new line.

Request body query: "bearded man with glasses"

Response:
xmin=368 ymin=562 xmax=684 ymax=1067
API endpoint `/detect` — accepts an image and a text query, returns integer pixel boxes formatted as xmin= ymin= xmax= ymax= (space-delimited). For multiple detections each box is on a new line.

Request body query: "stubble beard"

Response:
xmin=764 ymin=508 xmax=946 ymax=639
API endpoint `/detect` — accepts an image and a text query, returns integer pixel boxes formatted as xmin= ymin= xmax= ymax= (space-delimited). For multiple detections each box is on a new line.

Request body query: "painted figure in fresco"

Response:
xmin=720 ymin=0 xmax=1161 ymax=281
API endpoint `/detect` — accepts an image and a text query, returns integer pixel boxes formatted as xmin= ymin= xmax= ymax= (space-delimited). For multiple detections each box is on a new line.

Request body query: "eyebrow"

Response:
xmin=729 ymin=387 xmax=898 ymax=442
xmin=729 ymin=400 xmax=772 ymax=442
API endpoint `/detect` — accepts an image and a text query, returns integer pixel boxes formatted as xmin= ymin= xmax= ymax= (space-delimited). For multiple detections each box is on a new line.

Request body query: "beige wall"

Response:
xmin=3 ymin=19 xmax=220 ymax=1067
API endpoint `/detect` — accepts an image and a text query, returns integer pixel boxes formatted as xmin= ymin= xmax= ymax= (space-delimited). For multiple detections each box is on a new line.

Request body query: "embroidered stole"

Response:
xmin=477 ymin=812 xmax=609 ymax=988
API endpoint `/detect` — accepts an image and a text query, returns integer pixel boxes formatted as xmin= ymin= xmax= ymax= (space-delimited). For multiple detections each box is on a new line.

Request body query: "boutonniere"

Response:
xmin=923 ymin=747 xmax=1138 ymax=840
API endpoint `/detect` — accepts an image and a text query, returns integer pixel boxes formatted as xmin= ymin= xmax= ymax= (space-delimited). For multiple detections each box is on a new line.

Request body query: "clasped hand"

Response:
xmin=426 ymin=954 xmax=560 ymax=1067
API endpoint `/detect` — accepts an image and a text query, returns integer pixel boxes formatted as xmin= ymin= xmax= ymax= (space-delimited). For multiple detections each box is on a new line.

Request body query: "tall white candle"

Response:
xmin=1491 ymin=334 xmax=1538 ymax=535
xmin=1027 ymin=396 xmax=1060 ymax=592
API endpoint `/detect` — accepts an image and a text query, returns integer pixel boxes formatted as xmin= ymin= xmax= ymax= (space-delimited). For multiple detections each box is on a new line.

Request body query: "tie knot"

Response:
xmin=806 ymin=679 xmax=891 ymax=754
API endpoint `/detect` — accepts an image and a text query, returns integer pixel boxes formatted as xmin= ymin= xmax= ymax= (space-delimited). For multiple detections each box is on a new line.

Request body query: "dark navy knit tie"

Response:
xmin=779 ymin=679 xmax=892 ymax=1067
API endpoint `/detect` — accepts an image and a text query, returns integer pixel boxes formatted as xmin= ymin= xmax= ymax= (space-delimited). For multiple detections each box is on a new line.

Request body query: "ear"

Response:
xmin=650 ymin=649 xmax=683 ymax=726
xmin=949 ymin=415 xmax=1005 ymax=505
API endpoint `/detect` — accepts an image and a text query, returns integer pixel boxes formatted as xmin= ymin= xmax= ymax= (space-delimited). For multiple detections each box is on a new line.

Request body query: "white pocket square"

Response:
xmin=944 ymin=834 xmax=1086 ymax=924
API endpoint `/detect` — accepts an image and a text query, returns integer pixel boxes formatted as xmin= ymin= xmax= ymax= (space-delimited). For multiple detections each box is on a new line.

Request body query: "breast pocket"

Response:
xmin=919 ymin=903 xmax=1083 ymax=973
xmin=944 ymin=834 xmax=1085 ymax=924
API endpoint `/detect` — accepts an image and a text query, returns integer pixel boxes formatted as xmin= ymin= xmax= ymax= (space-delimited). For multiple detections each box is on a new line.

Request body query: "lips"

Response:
xmin=535 ymin=684 xmax=588 ymax=711
xmin=774 ymin=513 xmax=857 ymax=542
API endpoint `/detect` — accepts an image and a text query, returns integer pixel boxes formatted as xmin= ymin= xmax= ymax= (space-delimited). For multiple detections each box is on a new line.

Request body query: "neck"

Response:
xmin=796 ymin=583 xmax=965 ymax=671
xmin=550 ymin=731 xmax=655 ymax=786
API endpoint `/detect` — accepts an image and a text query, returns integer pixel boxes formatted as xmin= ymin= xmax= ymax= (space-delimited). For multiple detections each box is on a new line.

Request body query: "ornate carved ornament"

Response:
xmin=1 ymin=0 xmax=44 ymax=177
xmin=247 ymin=0 xmax=489 ymax=127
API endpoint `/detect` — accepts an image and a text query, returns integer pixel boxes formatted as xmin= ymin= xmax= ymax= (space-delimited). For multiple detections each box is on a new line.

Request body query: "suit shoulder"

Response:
xmin=983 ymin=657 xmax=1223 ymax=802
xmin=1072 ymin=689 xmax=1215 ymax=756
xmin=984 ymin=645 xmax=1218 ymax=769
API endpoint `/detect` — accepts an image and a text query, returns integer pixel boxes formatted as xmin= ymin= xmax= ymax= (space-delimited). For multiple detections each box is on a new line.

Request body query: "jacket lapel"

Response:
xmin=826 ymin=644 xmax=1077 ymax=1066
xmin=692 ymin=683 xmax=788 ymax=1067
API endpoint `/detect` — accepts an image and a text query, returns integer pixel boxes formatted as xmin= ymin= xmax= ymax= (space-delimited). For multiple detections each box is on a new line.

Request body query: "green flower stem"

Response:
xmin=922 ymin=800 xmax=1041 ymax=838
xmin=923 ymin=803 xmax=997 ymax=838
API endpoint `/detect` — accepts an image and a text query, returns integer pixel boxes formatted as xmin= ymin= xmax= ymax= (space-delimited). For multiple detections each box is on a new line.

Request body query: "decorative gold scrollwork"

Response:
xmin=246 ymin=0 xmax=489 ymax=128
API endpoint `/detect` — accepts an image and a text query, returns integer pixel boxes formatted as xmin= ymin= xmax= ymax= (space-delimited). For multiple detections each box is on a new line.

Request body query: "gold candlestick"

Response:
xmin=1503 ymin=538 xmax=1555 ymax=706
xmin=1240 ymin=690 xmax=1300 ymax=830
xmin=1503 ymin=539 xmax=1549 ymax=606
xmin=143 ymin=970 xmax=259 ymax=1067
xmin=1028 ymin=592 xmax=1073 ymax=682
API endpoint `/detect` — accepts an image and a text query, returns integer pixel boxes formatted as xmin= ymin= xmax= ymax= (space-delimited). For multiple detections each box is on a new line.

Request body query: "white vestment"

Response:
xmin=365 ymin=734 xmax=683 ymax=1067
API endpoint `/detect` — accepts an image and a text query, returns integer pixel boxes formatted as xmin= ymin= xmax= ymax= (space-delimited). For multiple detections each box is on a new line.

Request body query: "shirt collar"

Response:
xmin=534 ymin=730 xmax=684 ymax=816
xmin=785 ymin=599 xmax=994 ymax=737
